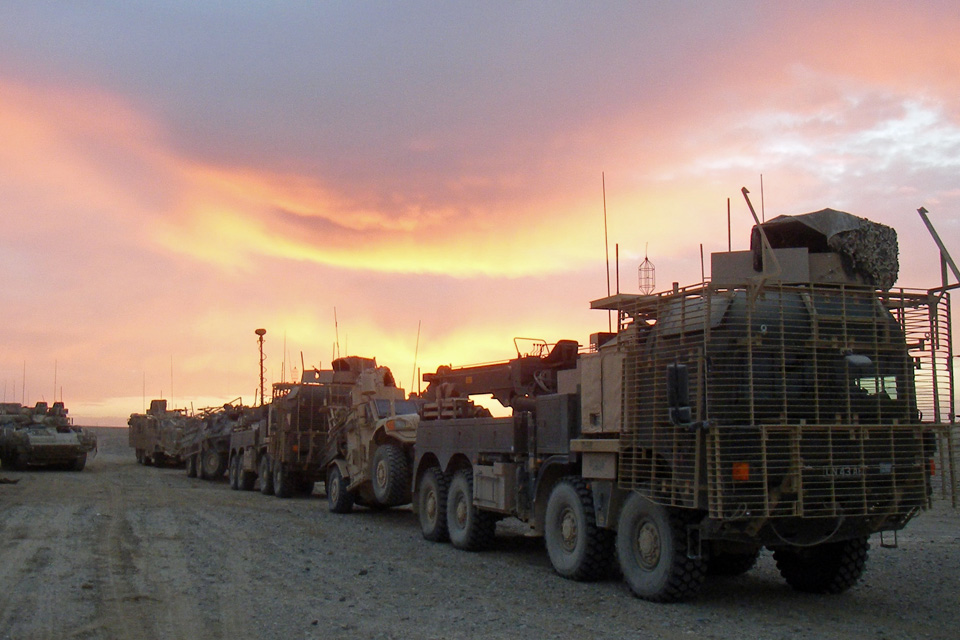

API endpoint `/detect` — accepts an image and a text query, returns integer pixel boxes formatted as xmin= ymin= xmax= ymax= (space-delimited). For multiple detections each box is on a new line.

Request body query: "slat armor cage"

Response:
xmin=617 ymin=283 xmax=952 ymax=520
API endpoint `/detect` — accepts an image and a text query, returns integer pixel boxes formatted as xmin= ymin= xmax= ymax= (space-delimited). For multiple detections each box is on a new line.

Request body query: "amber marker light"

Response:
xmin=732 ymin=462 xmax=751 ymax=482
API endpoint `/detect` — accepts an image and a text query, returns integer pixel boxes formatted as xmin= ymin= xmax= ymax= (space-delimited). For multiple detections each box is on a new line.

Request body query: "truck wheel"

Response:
xmin=258 ymin=456 xmax=274 ymax=495
xmin=418 ymin=466 xmax=449 ymax=542
xmin=371 ymin=444 xmax=412 ymax=507
xmin=274 ymin=463 xmax=292 ymax=498
xmin=327 ymin=465 xmax=354 ymax=513
xmin=545 ymin=477 xmax=614 ymax=581
xmin=616 ymin=492 xmax=707 ymax=602
xmin=707 ymin=548 xmax=761 ymax=576
xmin=446 ymin=468 xmax=495 ymax=551
xmin=71 ymin=454 xmax=87 ymax=472
xmin=228 ymin=455 xmax=240 ymax=490
xmin=201 ymin=448 xmax=227 ymax=479
xmin=773 ymin=536 xmax=869 ymax=594
xmin=185 ymin=453 xmax=197 ymax=478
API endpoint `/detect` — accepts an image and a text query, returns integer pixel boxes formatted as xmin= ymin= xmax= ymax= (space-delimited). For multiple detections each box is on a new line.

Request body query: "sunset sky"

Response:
xmin=2 ymin=2 xmax=959 ymax=425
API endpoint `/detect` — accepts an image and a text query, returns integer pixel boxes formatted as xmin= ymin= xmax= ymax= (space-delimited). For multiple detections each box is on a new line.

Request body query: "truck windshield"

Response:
xmin=854 ymin=375 xmax=899 ymax=400
xmin=373 ymin=399 xmax=419 ymax=418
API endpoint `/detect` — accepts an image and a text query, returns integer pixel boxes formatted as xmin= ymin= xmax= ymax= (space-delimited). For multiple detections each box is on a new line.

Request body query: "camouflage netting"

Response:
xmin=751 ymin=209 xmax=899 ymax=290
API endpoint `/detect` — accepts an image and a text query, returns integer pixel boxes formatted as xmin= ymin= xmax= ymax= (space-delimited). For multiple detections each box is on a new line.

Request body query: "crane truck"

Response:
xmin=410 ymin=209 xmax=948 ymax=601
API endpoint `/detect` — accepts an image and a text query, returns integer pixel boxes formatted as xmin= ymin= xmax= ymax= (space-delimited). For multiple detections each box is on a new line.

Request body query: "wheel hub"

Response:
xmin=636 ymin=520 xmax=662 ymax=570
xmin=559 ymin=507 xmax=578 ymax=552
xmin=376 ymin=460 xmax=388 ymax=488
xmin=425 ymin=490 xmax=437 ymax=522
xmin=455 ymin=495 xmax=467 ymax=527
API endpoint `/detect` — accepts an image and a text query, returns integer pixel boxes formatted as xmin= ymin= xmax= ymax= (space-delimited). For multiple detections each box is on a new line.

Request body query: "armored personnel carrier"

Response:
xmin=0 ymin=401 xmax=97 ymax=471
xmin=128 ymin=399 xmax=192 ymax=466
xmin=184 ymin=400 xmax=256 ymax=480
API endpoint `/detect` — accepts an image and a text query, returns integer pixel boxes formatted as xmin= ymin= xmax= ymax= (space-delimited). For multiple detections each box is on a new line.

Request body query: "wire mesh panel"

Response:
xmin=616 ymin=282 xmax=951 ymax=515
xmin=707 ymin=424 xmax=928 ymax=519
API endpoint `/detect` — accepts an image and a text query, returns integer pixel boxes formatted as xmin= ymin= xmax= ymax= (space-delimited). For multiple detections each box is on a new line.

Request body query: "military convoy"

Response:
xmin=0 ymin=401 xmax=97 ymax=471
xmin=124 ymin=208 xmax=955 ymax=602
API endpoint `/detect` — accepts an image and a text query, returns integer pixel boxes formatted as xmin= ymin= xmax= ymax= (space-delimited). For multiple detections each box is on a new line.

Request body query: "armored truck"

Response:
xmin=0 ymin=401 xmax=96 ymax=471
xmin=229 ymin=364 xmax=357 ymax=498
xmin=183 ymin=399 xmax=251 ymax=480
xmin=321 ymin=358 xmax=420 ymax=513
xmin=410 ymin=210 xmax=950 ymax=601
xmin=128 ymin=399 xmax=192 ymax=466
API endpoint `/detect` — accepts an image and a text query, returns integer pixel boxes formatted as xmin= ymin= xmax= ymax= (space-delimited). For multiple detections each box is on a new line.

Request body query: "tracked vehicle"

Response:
xmin=412 ymin=210 xmax=950 ymax=601
xmin=0 ymin=401 xmax=96 ymax=471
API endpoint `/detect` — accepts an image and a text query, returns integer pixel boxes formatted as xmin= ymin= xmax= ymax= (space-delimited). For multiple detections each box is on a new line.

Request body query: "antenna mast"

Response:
xmin=602 ymin=172 xmax=612 ymax=332
xmin=411 ymin=320 xmax=421 ymax=395
xmin=255 ymin=328 xmax=267 ymax=407
xmin=334 ymin=308 xmax=341 ymax=359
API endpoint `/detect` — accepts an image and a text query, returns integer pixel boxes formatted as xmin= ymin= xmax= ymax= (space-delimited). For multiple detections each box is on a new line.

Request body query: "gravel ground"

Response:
xmin=1 ymin=427 xmax=958 ymax=640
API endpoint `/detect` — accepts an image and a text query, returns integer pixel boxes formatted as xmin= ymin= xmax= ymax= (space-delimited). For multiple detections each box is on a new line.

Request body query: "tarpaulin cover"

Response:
xmin=750 ymin=209 xmax=899 ymax=289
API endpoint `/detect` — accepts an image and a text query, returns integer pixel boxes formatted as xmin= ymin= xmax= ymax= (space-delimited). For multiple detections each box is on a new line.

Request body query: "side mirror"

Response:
xmin=667 ymin=363 xmax=692 ymax=425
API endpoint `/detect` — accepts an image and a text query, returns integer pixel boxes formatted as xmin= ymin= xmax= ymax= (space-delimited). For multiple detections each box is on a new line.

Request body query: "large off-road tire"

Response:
xmin=228 ymin=455 xmax=240 ymax=490
xmin=707 ymin=548 xmax=761 ymax=577
xmin=616 ymin=492 xmax=707 ymax=602
xmin=71 ymin=454 xmax=87 ymax=472
xmin=545 ymin=477 xmax=615 ymax=581
xmin=327 ymin=465 xmax=354 ymax=514
xmin=446 ymin=468 xmax=496 ymax=551
xmin=418 ymin=466 xmax=449 ymax=542
xmin=200 ymin=448 xmax=227 ymax=480
xmin=273 ymin=463 xmax=293 ymax=498
xmin=185 ymin=453 xmax=197 ymax=477
xmin=773 ymin=536 xmax=869 ymax=594
xmin=371 ymin=444 xmax=412 ymax=507
xmin=258 ymin=455 xmax=274 ymax=495
xmin=239 ymin=457 xmax=257 ymax=491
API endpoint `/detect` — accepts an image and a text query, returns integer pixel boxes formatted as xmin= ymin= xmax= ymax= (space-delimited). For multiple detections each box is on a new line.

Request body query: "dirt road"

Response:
xmin=1 ymin=427 xmax=958 ymax=640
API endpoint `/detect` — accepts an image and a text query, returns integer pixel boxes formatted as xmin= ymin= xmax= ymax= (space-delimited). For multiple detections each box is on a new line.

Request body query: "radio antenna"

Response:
xmin=411 ymin=320 xmax=421 ymax=394
xmin=334 ymin=307 xmax=341 ymax=359
xmin=602 ymin=172 xmax=612 ymax=332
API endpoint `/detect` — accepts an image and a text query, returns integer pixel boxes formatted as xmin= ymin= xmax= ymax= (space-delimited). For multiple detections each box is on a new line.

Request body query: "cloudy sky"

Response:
xmin=2 ymin=2 xmax=959 ymax=425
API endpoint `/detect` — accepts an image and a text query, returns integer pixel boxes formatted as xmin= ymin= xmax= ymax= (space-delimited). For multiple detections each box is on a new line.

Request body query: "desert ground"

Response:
xmin=0 ymin=427 xmax=958 ymax=640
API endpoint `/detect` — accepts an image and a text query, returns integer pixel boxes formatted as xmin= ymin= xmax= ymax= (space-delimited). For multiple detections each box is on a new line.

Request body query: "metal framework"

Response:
xmin=615 ymin=282 xmax=955 ymax=516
